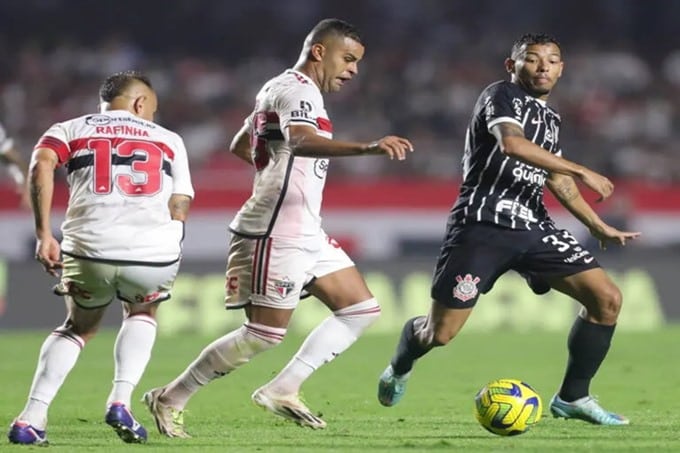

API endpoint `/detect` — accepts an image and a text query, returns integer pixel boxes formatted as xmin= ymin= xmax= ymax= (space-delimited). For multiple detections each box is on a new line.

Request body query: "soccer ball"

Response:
xmin=474 ymin=379 xmax=542 ymax=436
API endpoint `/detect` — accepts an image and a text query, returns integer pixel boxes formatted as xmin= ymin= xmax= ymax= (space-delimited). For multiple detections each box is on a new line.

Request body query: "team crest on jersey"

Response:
xmin=453 ymin=274 xmax=480 ymax=302
xmin=85 ymin=114 xmax=111 ymax=126
xmin=314 ymin=159 xmax=329 ymax=179
xmin=273 ymin=277 xmax=295 ymax=298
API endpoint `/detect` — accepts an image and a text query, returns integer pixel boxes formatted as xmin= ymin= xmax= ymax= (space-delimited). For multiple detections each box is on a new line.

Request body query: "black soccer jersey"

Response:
xmin=450 ymin=81 xmax=561 ymax=230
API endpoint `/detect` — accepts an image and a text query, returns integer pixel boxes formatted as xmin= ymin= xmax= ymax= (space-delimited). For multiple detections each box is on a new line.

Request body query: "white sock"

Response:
xmin=161 ymin=322 xmax=285 ymax=409
xmin=19 ymin=329 xmax=85 ymax=430
xmin=267 ymin=298 xmax=380 ymax=395
xmin=107 ymin=314 xmax=157 ymax=408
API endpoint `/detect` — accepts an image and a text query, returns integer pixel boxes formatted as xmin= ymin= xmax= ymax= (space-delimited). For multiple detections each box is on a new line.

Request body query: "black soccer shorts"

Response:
xmin=430 ymin=222 xmax=600 ymax=309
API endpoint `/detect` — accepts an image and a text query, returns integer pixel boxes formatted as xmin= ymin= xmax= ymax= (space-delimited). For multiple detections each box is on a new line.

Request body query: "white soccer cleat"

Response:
xmin=251 ymin=387 xmax=327 ymax=429
xmin=142 ymin=387 xmax=191 ymax=438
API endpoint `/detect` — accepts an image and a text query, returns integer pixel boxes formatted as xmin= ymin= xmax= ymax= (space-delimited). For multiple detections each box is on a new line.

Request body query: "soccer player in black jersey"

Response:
xmin=378 ymin=33 xmax=640 ymax=425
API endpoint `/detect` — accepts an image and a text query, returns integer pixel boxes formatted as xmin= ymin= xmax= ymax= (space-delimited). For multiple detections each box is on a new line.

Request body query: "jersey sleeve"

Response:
xmin=0 ymin=122 xmax=15 ymax=154
xmin=34 ymin=123 xmax=71 ymax=165
xmin=276 ymin=83 xmax=324 ymax=132
xmin=484 ymin=83 xmax=525 ymax=131
xmin=170 ymin=135 xmax=195 ymax=199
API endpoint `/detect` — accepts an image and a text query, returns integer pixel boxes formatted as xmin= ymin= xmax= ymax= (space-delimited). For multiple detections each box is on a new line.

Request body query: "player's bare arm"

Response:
xmin=229 ymin=122 xmax=254 ymax=165
xmin=287 ymin=124 xmax=413 ymax=160
xmin=29 ymin=147 xmax=62 ymax=276
xmin=168 ymin=194 xmax=192 ymax=222
xmin=547 ymin=172 xmax=641 ymax=249
xmin=492 ymin=122 xmax=613 ymax=200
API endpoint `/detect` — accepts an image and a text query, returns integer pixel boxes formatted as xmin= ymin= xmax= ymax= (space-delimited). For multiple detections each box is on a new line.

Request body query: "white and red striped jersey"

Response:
xmin=0 ymin=121 xmax=14 ymax=154
xmin=35 ymin=110 xmax=194 ymax=263
xmin=229 ymin=69 xmax=333 ymax=239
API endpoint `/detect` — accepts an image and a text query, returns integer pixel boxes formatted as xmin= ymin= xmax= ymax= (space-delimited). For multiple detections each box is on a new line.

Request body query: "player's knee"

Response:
xmin=594 ymin=284 xmax=623 ymax=323
xmin=59 ymin=320 xmax=98 ymax=343
xmin=431 ymin=329 xmax=455 ymax=347
xmin=53 ymin=326 xmax=89 ymax=346
xmin=334 ymin=298 xmax=381 ymax=335
xmin=242 ymin=322 xmax=285 ymax=352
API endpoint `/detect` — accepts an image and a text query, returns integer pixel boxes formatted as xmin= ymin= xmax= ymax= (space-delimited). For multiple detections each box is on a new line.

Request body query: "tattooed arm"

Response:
xmin=29 ymin=147 xmax=62 ymax=276
xmin=547 ymin=172 xmax=641 ymax=248
xmin=547 ymin=172 xmax=602 ymax=229
xmin=491 ymin=122 xmax=613 ymax=201
xmin=168 ymin=194 xmax=192 ymax=222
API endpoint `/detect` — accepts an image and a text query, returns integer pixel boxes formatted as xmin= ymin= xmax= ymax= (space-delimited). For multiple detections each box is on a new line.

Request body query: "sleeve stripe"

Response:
xmin=487 ymin=116 xmax=523 ymax=131
xmin=35 ymin=136 xmax=70 ymax=163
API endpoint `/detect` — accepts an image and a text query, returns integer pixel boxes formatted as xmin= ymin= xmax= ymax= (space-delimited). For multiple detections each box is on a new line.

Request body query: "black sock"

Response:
xmin=558 ymin=316 xmax=616 ymax=402
xmin=390 ymin=316 xmax=432 ymax=375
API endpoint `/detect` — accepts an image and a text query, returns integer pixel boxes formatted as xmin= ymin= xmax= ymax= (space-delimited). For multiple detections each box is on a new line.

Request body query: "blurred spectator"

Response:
xmin=0 ymin=0 xmax=678 ymax=187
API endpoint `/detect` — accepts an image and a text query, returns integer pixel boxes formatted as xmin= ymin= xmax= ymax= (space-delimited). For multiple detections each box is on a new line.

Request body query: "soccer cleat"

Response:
xmin=549 ymin=394 xmax=630 ymax=425
xmin=251 ymin=387 xmax=327 ymax=429
xmin=105 ymin=402 xmax=148 ymax=443
xmin=377 ymin=364 xmax=410 ymax=407
xmin=7 ymin=420 xmax=48 ymax=445
xmin=142 ymin=388 xmax=190 ymax=438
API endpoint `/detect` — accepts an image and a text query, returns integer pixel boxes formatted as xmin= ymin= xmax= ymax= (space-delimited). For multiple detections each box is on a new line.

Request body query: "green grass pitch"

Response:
xmin=1 ymin=326 xmax=679 ymax=452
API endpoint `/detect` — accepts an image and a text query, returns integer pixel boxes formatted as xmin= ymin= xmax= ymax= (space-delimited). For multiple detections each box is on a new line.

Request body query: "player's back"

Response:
xmin=36 ymin=110 xmax=193 ymax=263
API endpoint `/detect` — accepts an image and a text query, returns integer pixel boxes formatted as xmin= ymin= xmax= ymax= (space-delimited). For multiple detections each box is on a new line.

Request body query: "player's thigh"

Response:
xmin=58 ymin=255 xmax=117 ymax=309
xmin=306 ymin=235 xmax=368 ymax=311
xmin=225 ymin=234 xmax=316 ymax=311
xmin=431 ymin=224 xmax=516 ymax=309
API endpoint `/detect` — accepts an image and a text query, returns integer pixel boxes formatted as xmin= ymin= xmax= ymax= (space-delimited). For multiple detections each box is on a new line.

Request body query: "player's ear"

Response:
xmin=310 ymin=43 xmax=325 ymax=61
xmin=504 ymin=58 xmax=515 ymax=74
xmin=133 ymin=95 xmax=147 ymax=115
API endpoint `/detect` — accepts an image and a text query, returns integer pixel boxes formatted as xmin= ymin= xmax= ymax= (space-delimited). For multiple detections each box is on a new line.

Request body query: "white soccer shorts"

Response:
xmin=224 ymin=231 xmax=354 ymax=310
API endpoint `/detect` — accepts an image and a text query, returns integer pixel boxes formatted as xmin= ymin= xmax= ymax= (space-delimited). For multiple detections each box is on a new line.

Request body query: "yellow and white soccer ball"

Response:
xmin=474 ymin=378 xmax=542 ymax=436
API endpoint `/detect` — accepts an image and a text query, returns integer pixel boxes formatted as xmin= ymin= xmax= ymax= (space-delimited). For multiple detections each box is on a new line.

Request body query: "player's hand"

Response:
xmin=579 ymin=169 xmax=614 ymax=202
xmin=35 ymin=235 xmax=63 ymax=277
xmin=366 ymin=136 xmax=414 ymax=160
xmin=589 ymin=224 xmax=641 ymax=250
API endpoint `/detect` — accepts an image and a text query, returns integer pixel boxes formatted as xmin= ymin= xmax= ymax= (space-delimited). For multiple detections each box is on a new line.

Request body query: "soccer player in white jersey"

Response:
xmin=143 ymin=18 xmax=413 ymax=435
xmin=0 ymin=121 xmax=30 ymax=207
xmin=8 ymin=71 xmax=194 ymax=445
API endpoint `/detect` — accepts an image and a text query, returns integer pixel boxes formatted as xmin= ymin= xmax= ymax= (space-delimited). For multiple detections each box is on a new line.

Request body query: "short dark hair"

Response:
xmin=99 ymin=71 xmax=153 ymax=102
xmin=511 ymin=33 xmax=561 ymax=59
xmin=308 ymin=18 xmax=362 ymax=45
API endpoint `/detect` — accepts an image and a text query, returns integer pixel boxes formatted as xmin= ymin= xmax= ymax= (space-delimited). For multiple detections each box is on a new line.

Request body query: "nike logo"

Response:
xmin=583 ymin=256 xmax=594 ymax=264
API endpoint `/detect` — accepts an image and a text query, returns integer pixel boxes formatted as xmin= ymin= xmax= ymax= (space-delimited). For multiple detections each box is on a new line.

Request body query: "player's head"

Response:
xmin=296 ymin=18 xmax=365 ymax=93
xmin=505 ymin=33 xmax=563 ymax=100
xmin=99 ymin=71 xmax=158 ymax=121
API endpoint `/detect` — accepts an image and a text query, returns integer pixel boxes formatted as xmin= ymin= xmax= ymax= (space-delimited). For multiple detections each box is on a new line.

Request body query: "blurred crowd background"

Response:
xmin=0 ymin=0 xmax=678 ymax=188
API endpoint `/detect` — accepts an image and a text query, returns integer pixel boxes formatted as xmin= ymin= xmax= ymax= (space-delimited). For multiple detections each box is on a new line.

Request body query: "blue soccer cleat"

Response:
xmin=8 ymin=420 xmax=48 ymax=445
xmin=105 ymin=402 xmax=148 ymax=443
xmin=549 ymin=394 xmax=630 ymax=425
xmin=377 ymin=364 xmax=411 ymax=407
